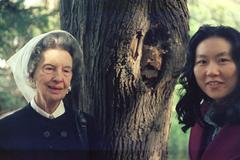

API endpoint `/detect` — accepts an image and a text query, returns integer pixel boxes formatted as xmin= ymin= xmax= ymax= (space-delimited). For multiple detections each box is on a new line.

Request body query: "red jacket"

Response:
xmin=189 ymin=122 xmax=240 ymax=160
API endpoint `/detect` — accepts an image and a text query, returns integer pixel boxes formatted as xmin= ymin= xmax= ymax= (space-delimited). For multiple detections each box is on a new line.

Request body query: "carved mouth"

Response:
xmin=142 ymin=75 xmax=157 ymax=87
xmin=141 ymin=69 xmax=158 ymax=78
xmin=141 ymin=64 xmax=159 ymax=87
xmin=143 ymin=64 xmax=157 ymax=70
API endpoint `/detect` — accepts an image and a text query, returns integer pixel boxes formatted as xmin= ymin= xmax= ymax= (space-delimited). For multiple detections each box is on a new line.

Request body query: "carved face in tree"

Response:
xmin=140 ymin=45 xmax=162 ymax=87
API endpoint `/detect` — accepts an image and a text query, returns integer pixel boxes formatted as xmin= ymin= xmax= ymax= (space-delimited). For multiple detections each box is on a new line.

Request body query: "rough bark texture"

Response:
xmin=60 ymin=0 xmax=189 ymax=159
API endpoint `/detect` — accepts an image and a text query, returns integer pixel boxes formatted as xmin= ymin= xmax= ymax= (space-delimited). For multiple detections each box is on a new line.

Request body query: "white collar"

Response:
xmin=30 ymin=99 xmax=65 ymax=119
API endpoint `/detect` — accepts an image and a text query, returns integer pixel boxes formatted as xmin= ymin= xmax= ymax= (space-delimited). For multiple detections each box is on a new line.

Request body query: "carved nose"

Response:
xmin=147 ymin=58 xmax=153 ymax=63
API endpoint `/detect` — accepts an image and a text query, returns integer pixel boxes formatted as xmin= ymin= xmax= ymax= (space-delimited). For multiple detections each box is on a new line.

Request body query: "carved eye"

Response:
xmin=143 ymin=28 xmax=158 ymax=46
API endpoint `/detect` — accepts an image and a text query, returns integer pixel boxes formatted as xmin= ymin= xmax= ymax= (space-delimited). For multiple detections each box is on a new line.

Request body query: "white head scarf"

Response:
xmin=7 ymin=30 xmax=82 ymax=102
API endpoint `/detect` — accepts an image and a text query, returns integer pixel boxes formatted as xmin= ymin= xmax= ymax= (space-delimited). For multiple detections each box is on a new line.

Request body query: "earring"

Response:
xmin=68 ymin=86 xmax=71 ymax=92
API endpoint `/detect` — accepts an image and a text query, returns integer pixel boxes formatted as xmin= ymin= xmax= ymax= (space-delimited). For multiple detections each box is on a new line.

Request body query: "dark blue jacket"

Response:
xmin=0 ymin=103 xmax=97 ymax=160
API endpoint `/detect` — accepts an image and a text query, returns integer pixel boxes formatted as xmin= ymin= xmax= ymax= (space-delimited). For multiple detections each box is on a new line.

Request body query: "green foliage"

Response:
xmin=168 ymin=84 xmax=189 ymax=160
xmin=0 ymin=0 xmax=59 ymax=114
xmin=168 ymin=111 xmax=189 ymax=160
xmin=188 ymin=0 xmax=240 ymax=35
xmin=0 ymin=68 xmax=26 ymax=114
xmin=0 ymin=0 xmax=60 ymax=59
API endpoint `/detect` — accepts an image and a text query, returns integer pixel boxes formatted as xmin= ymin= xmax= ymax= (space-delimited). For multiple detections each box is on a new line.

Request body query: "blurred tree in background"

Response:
xmin=1 ymin=0 xmax=240 ymax=159
xmin=0 ymin=0 xmax=59 ymax=114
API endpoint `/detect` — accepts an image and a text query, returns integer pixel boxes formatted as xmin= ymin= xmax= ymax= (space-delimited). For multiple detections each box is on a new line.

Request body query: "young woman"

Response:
xmin=176 ymin=25 xmax=240 ymax=160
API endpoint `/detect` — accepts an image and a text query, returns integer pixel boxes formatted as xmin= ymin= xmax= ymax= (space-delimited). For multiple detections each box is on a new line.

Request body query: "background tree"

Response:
xmin=60 ymin=0 xmax=189 ymax=159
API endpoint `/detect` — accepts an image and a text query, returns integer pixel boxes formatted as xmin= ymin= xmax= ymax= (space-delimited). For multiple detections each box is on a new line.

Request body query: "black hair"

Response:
xmin=176 ymin=25 xmax=240 ymax=132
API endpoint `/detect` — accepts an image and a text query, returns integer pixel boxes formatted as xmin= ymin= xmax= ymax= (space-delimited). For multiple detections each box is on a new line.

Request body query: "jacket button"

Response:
xmin=60 ymin=131 xmax=68 ymax=138
xmin=43 ymin=131 xmax=51 ymax=138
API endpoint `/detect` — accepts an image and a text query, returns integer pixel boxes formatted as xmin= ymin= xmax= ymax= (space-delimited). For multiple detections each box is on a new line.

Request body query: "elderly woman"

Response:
xmin=176 ymin=25 xmax=240 ymax=160
xmin=0 ymin=31 xmax=97 ymax=159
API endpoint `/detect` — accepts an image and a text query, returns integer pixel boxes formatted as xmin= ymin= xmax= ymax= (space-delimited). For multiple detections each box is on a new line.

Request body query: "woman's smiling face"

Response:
xmin=194 ymin=37 xmax=238 ymax=101
xmin=33 ymin=48 xmax=73 ymax=105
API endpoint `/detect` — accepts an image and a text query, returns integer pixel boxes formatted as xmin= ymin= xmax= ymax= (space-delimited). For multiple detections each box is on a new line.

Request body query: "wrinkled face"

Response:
xmin=33 ymin=49 xmax=73 ymax=104
xmin=194 ymin=37 xmax=238 ymax=101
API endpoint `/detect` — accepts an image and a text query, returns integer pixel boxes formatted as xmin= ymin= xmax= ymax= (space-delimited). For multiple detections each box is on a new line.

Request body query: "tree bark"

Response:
xmin=60 ymin=0 xmax=189 ymax=159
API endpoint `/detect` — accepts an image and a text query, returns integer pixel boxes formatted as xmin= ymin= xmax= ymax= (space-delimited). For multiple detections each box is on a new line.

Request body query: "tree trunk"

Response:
xmin=60 ymin=0 xmax=189 ymax=159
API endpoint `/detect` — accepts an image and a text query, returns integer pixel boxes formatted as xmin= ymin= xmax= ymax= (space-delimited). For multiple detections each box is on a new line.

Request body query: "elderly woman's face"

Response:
xmin=33 ymin=49 xmax=73 ymax=104
xmin=193 ymin=37 xmax=237 ymax=101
